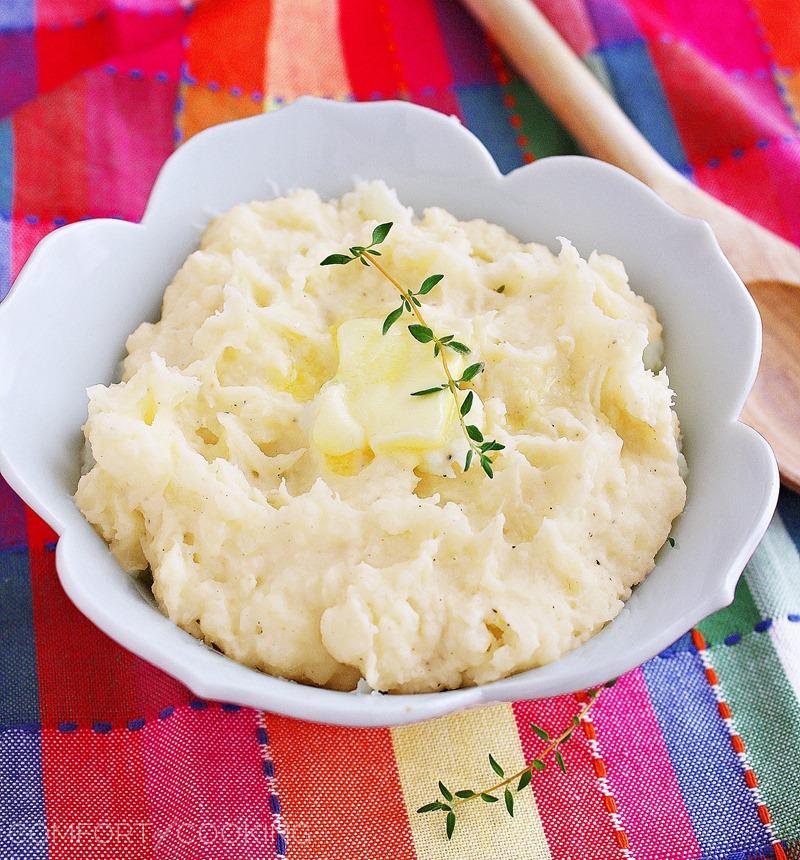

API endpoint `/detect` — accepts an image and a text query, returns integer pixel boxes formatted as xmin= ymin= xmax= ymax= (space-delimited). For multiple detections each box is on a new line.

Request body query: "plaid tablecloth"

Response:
xmin=2 ymin=1 xmax=800 ymax=858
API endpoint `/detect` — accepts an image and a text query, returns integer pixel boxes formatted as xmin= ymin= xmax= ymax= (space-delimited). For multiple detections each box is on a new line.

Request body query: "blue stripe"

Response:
xmin=0 ymin=0 xmax=34 ymax=29
xmin=453 ymin=84 xmax=524 ymax=175
xmin=658 ymin=630 xmax=694 ymax=657
xmin=0 ymin=551 xmax=40 ymax=725
xmin=0 ymin=729 xmax=48 ymax=859
xmin=584 ymin=0 xmax=642 ymax=47
xmin=642 ymin=650 xmax=767 ymax=854
xmin=777 ymin=490 xmax=800 ymax=555
xmin=591 ymin=42 xmax=690 ymax=173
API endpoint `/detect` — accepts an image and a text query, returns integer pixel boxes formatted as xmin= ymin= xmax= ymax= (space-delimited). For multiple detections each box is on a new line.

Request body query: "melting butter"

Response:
xmin=311 ymin=318 xmax=483 ymax=475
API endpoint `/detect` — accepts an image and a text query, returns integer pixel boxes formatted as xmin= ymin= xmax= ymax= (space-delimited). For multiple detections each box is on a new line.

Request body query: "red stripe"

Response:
xmin=339 ymin=0 xmax=402 ymax=100
xmin=185 ymin=0 xmax=272 ymax=91
xmin=388 ymin=1 xmax=461 ymax=115
xmin=694 ymin=147 xmax=795 ymax=243
xmin=645 ymin=35 xmax=790 ymax=169
xmin=267 ymin=717 xmax=415 ymax=860
xmin=24 ymin=508 xmax=57 ymax=549
xmin=383 ymin=0 xmax=455 ymax=96
xmin=34 ymin=10 xmax=186 ymax=97
xmin=513 ymin=697 xmax=620 ymax=859
xmin=35 ymin=15 xmax=109 ymax=94
xmin=749 ymin=0 xmax=800 ymax=66
xmin=41 ymin=726 xmax=153 ymax=860
xmin=27 ymin=525 xmax=189 ymax=727
xmin=12 ymin=76 xmax=90 ymax=222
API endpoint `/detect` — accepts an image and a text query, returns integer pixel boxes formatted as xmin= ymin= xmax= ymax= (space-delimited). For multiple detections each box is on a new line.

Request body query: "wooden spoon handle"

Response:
xmin=460 ymin=0 xmax=678 ymax=187
xmin=462 ymin=0 xmax=800 ymax=288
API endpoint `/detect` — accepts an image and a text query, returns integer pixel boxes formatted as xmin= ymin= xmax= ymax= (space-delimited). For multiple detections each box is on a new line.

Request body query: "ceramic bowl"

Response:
xmin=0 ymin=97 xmax=779 ymax=726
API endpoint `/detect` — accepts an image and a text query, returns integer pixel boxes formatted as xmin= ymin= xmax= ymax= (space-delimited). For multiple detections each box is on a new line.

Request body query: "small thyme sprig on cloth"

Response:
xmin=417 ymin=679 xmax=618 ymax=840
xmin=321 ymin=222 xmax=504 ymax=477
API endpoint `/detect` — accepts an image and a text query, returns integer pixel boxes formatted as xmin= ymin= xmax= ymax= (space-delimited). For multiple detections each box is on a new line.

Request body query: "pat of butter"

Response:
xmin=311 ymin=383 xmax=367 ymax=456
xmin=311 ymin=318 xmax=481 ymax=471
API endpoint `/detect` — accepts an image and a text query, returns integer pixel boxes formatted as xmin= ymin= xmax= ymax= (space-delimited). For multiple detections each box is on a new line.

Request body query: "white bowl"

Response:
xmin=0 ymin=97 xmax=778 ymax=726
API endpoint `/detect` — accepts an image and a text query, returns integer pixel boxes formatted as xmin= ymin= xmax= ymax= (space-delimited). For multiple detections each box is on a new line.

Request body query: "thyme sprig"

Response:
xmin=417 ymin=679 xmax=617 ymax=840
xmin=321 ymin=222 xmax=504 ymax=477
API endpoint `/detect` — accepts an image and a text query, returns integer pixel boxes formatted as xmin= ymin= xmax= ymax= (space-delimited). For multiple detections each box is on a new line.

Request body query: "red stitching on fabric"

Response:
xmin=579 ymin=697 xmax=634 ymax=858
xmin=692 ymin=628 xmax=787 ymax=859
xmin=374 ymin=0 xmax=410 ymax=100
xmin=487 ymin=44 xmax=535 ymax=164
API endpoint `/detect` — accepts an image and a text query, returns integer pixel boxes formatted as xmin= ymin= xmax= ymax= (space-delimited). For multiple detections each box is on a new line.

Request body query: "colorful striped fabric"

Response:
xmin=1 ymin=1 xmax=800 ymax=857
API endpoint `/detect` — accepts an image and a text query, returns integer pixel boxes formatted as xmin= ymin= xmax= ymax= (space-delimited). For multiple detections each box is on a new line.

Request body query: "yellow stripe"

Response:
xmin=264 ymin=0 xmax=351 ymax=101
xmin=392 ymin=704 xmax=551 ymax=860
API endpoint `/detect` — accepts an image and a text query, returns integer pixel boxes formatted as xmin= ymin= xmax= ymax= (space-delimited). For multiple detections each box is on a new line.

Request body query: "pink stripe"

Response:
xmin=591 ymin=669 xmax=701 ymax=859
xmin=512 ymin=695 xmax=620 ymax=858
xmin=143 ymin=706 xmax=278 ymax=860
xmin=85 ymin=66 xmax=178 ymax=220
xmin=627 ymin=0 xmax=768 ymax=70
xmin=536 ymin=0 xmax=598 ymax=56
xmin=35 ymin=0 xmax=106 ymax=28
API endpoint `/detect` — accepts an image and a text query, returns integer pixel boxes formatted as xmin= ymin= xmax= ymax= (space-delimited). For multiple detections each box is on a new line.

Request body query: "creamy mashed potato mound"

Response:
xmin=76 ymin=181 xmax=686 ymax=693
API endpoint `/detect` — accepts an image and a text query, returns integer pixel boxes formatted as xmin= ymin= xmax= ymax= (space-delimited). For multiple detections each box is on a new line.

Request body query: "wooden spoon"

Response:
xmin=461 ymin=0 xmax=800 ymax=492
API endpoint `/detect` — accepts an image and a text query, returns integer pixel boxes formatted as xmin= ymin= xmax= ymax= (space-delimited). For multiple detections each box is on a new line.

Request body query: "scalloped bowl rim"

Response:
xmin=0 ymin=97 xmax=779 ymax=726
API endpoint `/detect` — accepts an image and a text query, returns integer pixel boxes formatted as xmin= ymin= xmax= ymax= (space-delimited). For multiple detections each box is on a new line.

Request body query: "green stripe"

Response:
xmin=712 ymin=629 xmax=800 ymax=837
xmin=504 ymin=78 xmax=579 ymax=159
xmin=744 ymin=513 xmax=800 ymax=618
xmin=698 ymin=576 xmax=761 ymax=645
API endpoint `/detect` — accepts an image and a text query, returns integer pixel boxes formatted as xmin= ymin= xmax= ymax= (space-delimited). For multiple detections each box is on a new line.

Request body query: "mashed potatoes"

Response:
xmin=75 ymin=181 xmax=686 ymax=693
